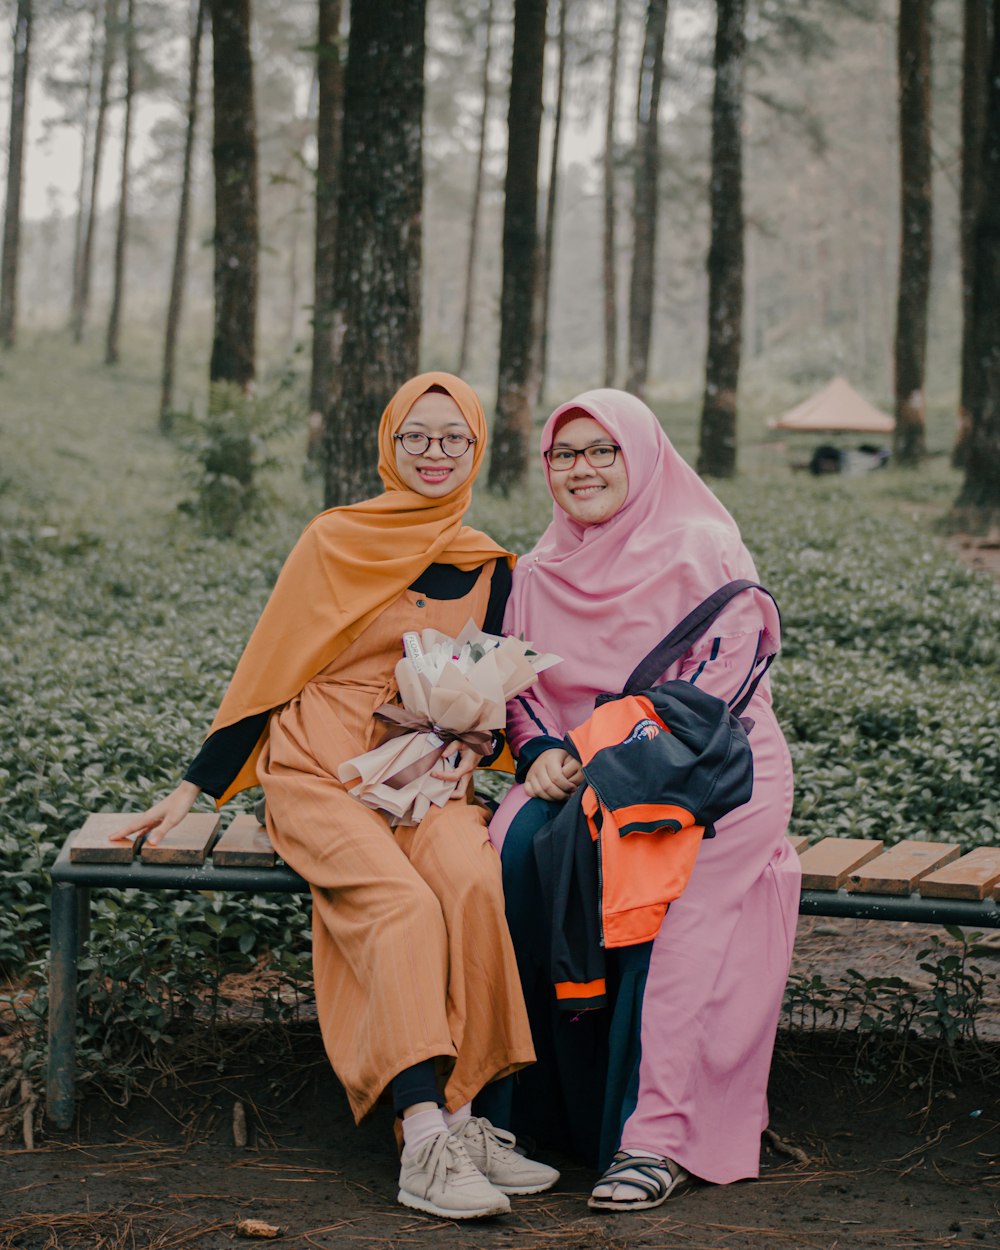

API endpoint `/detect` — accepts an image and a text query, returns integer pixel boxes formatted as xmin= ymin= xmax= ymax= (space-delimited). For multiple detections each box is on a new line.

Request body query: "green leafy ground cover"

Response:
xmin=1 ymin=337 xmax=998 ymax=1083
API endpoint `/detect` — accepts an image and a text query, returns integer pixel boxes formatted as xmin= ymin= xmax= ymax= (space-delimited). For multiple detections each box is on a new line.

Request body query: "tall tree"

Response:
xmin=602 ymin=0 xmax=623 ymax=388
xmin=160 ymin=0 xmax=206 ymax=430
xmin=307 ymin=0 xmax=344 ymax=458
xmin=488 ymin=0 xmax=548 ymax=495
xmin=625 ymin=0 xmax=669 ymax=398
xmin=954 ymin=0 xmax=1000 ymax=525
xmin=893 ymin=0 xmax=932 ymax=467
xmin=209 ymin=0 xmax=258 ymax=388
xmin=953 ymin=0 xmax=990 ymax=468
xmin=323 ymin=0 xmax=425 ymax=506
xmin=697 ymin=0 xmax=747 ymax=479
xmin=537 ymin=0 xmax=569 ymax=405
xmin=70 ymin=4 xmax=101 ymax=333
xmin=0 ymin=0 xmax=32 ymax=350
xmin=105 ymin=0 xmax=136 ymax=366
xmin=73 ymin=0 xmax=119 ymax=344
xmin=457 ymin=0 xmax=495 ymax=378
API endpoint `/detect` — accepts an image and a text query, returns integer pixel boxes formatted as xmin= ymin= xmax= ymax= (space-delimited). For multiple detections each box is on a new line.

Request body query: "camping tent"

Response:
xmin=768 ymin=377 xmax=894 ymax=433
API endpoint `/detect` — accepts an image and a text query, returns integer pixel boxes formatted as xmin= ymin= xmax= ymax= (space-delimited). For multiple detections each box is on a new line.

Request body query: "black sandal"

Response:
xmin=587 ymin=1150 xmax=689 ymax=1211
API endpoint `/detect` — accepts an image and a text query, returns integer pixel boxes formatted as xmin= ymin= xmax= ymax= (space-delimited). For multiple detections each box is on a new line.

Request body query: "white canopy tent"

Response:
xmin=768 ymin=377 xmax=894 ymax=434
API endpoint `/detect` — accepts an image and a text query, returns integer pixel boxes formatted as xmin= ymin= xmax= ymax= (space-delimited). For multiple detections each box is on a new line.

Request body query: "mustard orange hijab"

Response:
xmin=210 ymin=372 xmax=513 ymax=803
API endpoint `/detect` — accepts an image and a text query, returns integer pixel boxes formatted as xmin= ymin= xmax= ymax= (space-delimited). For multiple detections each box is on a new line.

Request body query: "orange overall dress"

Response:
xmin=257 ymin=563 xmax=535 ymax=1122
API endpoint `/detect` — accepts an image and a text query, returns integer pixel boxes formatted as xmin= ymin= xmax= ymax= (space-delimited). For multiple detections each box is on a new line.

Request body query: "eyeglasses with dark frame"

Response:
xmin=544 ymin=444 xmax=622 ymax=471
xmin=394 ymin=432 xmax=477 ymax=458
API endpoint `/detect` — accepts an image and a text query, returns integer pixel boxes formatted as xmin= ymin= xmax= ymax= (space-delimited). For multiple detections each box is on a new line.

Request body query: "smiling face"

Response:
xmin=546 ymin=415 xmax=629 ymax=526
xmin=393 ymin=391 xmax=476 ymax=498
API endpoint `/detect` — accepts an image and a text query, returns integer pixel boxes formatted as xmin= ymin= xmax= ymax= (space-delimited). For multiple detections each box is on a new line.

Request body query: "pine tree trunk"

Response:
xmin=487 ymin=0 xmax=548 ymax=495
xmin=307 ymin=0 xmax=344 ymax=458
xmin=625 ymin=0 xmax=668 ymax=399
xmin=537 ymin=0 xmax=568 ymax=405
xmin=73 ymin=0 xmax=118 ymax=344
xmin=457 ymin=0 xmax=495 ymax=378
xmin=953 ymin=0 xmax=990 ymax=468
xmin=697 ymin=0 xmax=747 ymax=480
xmin=954 ymin=0 xmax=1000 ymax=525
xmin=893 ymin=0 xmax=932 ymax=467
xmin=208 ymin=0 xmax=258 ymax=389
xmin=0 ymin=0 xmax=32 ymax=350
xmin=105 ymin=0 xmax=135 ymax=367
xmin=70 ymin=5 xmax=101 ymax=331
xmin=603 ymin=0 xmax=623 ymax=388
xmin=160 ymin=0 xmax=205 ymax=431
xmin=322 ymin=0 xmax=425 ymax=507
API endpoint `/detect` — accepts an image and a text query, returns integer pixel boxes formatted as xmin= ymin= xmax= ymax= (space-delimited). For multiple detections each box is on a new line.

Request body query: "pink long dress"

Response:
xmin=489 ymin=388 xmax=801 ymax=1185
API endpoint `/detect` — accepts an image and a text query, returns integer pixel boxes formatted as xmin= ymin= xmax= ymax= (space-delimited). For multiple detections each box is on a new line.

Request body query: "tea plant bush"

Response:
xmin=2 ymin=340 xmax=999 ymax=1082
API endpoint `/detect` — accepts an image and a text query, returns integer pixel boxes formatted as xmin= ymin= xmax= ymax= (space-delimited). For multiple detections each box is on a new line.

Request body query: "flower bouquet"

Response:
xmin=338 ymin=621 xmax=560 ymax=825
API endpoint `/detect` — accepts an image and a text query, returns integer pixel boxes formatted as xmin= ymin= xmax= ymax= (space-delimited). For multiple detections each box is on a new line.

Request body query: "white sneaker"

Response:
xmin=450 ymin=1116 xmax=560 ymax=1195
xmin=398 ymin=1129 xmax=511 ymax=1219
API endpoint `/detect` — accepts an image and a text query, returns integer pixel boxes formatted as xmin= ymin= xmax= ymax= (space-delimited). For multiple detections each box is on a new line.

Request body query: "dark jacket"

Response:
xmin=533 ymin=681 xmax=754 ymax=1011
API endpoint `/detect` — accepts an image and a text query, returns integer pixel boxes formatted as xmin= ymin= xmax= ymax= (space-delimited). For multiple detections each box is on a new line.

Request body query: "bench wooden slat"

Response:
xmin=139 ymin=813 xmax=221 ymax=865
xmin=848 ymin=839 xmax=961 ymax=896
xmin=797 ymin=837 xmax=883 ymax=890
xmin=918 ymin=847 xmax=1000 ymax=902
xmin=212 ymin=814 xmax=276 ymax=868
xmin=69 ymin=813 xmax=143 ymax=863
xmin=787 ymin=835 xmax=810 ymax=854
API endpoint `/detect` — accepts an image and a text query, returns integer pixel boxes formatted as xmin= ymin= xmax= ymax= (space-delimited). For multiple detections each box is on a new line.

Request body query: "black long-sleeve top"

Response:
xmin=184 ymin=560 xmax=511 ymax=799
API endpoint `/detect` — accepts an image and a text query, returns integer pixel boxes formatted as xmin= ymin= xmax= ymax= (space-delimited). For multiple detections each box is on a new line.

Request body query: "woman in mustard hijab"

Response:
xmin=114 ymin=373 xmax=557 ymax=1220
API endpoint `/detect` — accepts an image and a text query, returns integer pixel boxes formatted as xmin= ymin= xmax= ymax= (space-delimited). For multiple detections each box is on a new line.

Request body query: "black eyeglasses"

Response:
xmin=394 ymin=432 xmax=477 ymax=458
xmin=544 ymin=444 xmax=621 ymax=471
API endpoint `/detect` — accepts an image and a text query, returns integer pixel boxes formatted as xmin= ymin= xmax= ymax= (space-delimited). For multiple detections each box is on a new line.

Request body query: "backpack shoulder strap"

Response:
xmin=623 ymin=579 xmax=777 ymax=697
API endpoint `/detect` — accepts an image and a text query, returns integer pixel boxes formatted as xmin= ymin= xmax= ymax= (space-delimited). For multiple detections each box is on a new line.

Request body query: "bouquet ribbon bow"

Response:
xmin=372 ymin=706 xmax=495 ymax=788
xmin=337 ymin=621 xmax=561 ymax=825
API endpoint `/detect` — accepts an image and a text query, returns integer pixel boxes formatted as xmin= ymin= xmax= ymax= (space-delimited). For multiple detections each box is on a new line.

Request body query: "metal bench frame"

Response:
xmin=46 ymin=839 xmax=1000 ymax=1130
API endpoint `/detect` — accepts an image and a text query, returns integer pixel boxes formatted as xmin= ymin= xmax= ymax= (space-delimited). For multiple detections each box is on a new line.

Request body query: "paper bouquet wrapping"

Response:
xmin=338 ymin=621 xmax=560 ymax=825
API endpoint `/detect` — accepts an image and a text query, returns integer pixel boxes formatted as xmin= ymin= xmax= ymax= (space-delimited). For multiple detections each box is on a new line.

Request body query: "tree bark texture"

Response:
xmin=209 ymin=0 xmax=258 ymax=388
xmin=603 ymin=0 xmax=623 ymax=388
xmin=954 ymin=0 xmax=1000 ymax=522
xmin=322 ymin=0 xmax=425 ymax=507
xmin=488 ymin=0 xmax=548 ymax=495
xmin=0 ymin=0 xmax=32 ymax=349
xmin=893 ymin=0 xmax=932 ymax=466
xmin=457 ymin=0 xmax=495 ymax=378
xmin=625 ymin=0 xmax=668 ymax=399
xmin=537 ymin=0 xmax=568 ymax=405
xmin=70 ymin=4 xmax=101 ymax=332
xmin=308 ymin=0 xmax=344 ymax=450
xmin=953 ymin=0 xmax=990 ymax=467
xmin=697 ymin=0 xmax=747 ymax=480
xmin=73 ymin=0 xmax=118 ymax=344
xmin=105 ymin=0 xmax=136 ymax=366
xmin=161 ymin=0 xmax=206 ymax=430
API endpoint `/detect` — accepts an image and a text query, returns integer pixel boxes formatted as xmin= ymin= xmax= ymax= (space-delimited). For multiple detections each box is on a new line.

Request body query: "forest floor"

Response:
xmin=3 ymin=916 xmax=998 ymax=1250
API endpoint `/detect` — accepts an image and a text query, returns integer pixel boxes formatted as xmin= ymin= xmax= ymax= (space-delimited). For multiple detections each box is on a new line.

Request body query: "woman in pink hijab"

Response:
xmin=484 ymin=389 xmax=800 ymax=1211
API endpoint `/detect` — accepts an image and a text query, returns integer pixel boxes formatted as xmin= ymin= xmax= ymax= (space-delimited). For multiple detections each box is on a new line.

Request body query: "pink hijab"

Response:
xmin=504 ymin=389 xmax=780 ymax=736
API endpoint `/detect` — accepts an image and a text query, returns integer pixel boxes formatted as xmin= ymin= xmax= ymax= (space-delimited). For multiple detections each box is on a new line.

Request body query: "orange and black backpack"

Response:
xmin=533 ymin=580 xmax=779 ymax=1011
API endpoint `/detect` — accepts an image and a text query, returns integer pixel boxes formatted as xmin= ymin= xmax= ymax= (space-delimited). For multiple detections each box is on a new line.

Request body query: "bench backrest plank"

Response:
xmin=69 ymin=813 xmax=142 ymax=863
xmin=139 ymin=813 xmax=221 ymax=865
xmin=918 ymin=847 xmax=1000 ymax=901
xmin=848 ymin=839 xmax=961 ymax=896
xmin=797 ymin=837 xmax=883 ymax=890
xmin=212 ymin=814 xmax=276 ymax=868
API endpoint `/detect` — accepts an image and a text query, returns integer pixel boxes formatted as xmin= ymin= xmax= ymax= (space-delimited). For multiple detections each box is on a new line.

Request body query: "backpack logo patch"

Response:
xmin=622 ymin=718 xmax=661 ymax=746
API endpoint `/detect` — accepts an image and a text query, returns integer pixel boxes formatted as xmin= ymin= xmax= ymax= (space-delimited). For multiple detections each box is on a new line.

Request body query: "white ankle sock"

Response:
xmin=443 ymin=1102 xmax=473 ymax=1129
xmin=401 ymin=1107 xmax=447 ymax=1153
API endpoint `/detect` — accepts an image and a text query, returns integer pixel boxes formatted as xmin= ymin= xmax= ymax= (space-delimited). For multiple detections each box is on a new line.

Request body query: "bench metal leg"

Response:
xmin=47 ymin=881 xmax=82 ymax=1129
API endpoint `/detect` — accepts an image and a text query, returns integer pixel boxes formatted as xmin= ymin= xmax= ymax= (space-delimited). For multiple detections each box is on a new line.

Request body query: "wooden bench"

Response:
xmin=46 ymin=816 xmax=1000 ymax=1129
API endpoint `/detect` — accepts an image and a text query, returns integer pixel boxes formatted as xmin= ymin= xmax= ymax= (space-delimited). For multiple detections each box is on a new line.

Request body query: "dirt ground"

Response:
xmin=3 ymin=917 xmax=999 ymax=1250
